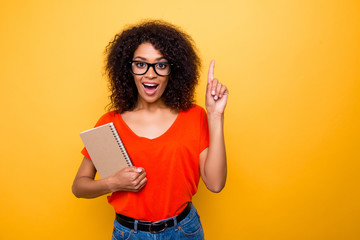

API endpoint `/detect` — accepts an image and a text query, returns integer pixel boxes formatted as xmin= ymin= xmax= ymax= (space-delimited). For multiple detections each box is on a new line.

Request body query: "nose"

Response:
xmin=145 ymin=65 xmax=157 ymax=78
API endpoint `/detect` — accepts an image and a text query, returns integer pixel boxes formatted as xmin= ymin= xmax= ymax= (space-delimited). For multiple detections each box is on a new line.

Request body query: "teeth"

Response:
xmin=143 ymin=83 xmax=158 ymax=87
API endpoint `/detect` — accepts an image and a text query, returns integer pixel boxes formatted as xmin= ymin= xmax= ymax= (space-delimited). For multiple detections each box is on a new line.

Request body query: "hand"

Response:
xmin=205 ymin=60 xmax=228 ymax=115
xmin=107 ymin=166 xmax=147 ymax=192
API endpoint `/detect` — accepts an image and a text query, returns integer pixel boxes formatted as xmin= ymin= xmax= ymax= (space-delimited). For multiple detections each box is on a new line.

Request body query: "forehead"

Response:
xmin=133 ymin=42 xmax=165 ymax=60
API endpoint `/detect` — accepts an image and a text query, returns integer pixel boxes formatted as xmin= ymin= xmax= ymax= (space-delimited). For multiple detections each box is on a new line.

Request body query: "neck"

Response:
xmin=134 ymin=98 xmax=168 ymax=112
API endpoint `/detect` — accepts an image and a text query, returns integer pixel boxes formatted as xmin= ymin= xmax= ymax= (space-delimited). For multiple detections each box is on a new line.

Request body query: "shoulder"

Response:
xmin=95 ymin=110 xmax=120 ymax=127
xmin=178 ymin=105 xmax=208 ymax=138
xmin=180 ymin=105 xmax=207 ymax=121
xmin=182 ymin=104 xmax=206 ymax=115
xmin=183 ymin=104 xmax=206 ymax=113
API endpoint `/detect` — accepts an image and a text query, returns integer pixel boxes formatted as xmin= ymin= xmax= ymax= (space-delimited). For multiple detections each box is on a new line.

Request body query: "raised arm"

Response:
xmin=199 ymin=60 xmax=228 ymax=193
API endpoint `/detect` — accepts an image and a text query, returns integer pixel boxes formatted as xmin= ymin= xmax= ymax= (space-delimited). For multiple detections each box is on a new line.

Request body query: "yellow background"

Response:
xmin=1 ymin=1 xmax=359 ymax=239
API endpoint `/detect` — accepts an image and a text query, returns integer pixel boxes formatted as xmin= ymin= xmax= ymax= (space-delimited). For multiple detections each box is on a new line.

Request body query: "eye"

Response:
xmin=156 ymin=63 xmax=169 ymax=69
xmin=135 ymin=62 xmax=147 ymax=68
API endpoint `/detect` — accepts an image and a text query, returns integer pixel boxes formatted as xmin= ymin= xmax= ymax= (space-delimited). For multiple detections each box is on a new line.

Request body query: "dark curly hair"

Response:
xmin=105 ymin=20 xmax=201 ymax=113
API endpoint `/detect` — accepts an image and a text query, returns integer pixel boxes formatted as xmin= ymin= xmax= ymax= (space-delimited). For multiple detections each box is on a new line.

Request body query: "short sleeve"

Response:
xmin=199 ymin=107 xmax=209 ymax=153
xmin=80 ymin=112 xmax=115 ymax=160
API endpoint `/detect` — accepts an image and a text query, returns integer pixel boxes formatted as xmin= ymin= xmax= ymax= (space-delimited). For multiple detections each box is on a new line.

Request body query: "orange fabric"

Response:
xmin=81 ymin=105 xmax=209 ymax=221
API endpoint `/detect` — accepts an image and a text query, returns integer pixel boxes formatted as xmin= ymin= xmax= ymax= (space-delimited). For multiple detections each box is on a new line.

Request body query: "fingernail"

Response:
xmin=219 ymin=94 xmax=222 ymax=98
xmin=137 ymin=168 xmax=142 ymax=172
xmin=211 ymin=90 xmax=215 ymax=95
xmin=214 ymin=96 xmax=218 ymax=100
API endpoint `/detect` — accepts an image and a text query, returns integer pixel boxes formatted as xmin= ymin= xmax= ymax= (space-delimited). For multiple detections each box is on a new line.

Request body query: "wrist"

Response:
xmin=207 ymin=111 xmax=224 ymax=121
xmin=105 ymin=176 xmax=116 ymax=193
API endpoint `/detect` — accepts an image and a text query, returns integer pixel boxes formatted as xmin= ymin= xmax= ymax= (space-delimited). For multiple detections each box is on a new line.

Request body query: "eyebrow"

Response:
xmin=133 ymin=56 xmax=167 ymax=61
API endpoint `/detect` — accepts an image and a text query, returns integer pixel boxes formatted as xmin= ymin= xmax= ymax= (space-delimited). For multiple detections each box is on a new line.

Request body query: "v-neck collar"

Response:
xmin=117 ymin=111 xmax=182 ymax=141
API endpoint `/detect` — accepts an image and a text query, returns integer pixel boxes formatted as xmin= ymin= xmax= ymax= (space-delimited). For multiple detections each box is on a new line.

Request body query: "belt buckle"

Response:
xmin=149 ymin=220 xmax=168 ymax=233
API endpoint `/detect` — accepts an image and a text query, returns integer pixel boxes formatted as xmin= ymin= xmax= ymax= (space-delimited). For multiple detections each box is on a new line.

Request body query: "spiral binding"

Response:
xmin=109 ymin=122 xmax=132 ymax=166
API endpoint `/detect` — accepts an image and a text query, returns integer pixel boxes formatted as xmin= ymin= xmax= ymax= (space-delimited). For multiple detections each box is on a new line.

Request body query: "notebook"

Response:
xmin=80 ymin=122 xmax=132 ymax=179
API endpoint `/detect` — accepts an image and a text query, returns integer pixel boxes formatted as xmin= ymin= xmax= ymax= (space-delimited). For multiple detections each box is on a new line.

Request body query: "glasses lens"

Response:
xmin=155 ymin=62 xmax=171 ymax=76
xmin=131 ymin=61 xmax=148 ymax=75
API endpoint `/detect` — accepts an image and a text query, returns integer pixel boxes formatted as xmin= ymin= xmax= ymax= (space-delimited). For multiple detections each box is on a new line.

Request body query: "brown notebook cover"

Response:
xmin=80 ymin=122 xmax=132 ymax=179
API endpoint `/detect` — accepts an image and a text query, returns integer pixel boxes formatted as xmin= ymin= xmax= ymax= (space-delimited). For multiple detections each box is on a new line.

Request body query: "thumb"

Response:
xmin=134 ymin=167 xmax=143 ymax=173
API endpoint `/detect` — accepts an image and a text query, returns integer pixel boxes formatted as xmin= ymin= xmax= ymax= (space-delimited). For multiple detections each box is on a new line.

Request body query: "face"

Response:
xmin=131 ymin=42 xmax=170 ymax=107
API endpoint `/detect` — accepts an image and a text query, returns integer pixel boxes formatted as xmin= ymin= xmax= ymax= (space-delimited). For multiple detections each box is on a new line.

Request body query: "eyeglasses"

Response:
xmin=130 ymin=61 xmax=172 ymax=76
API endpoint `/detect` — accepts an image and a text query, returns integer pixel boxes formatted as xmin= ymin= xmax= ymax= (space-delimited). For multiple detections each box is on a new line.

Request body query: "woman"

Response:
xmin=72 ymin=20 xmax=228 ymax=240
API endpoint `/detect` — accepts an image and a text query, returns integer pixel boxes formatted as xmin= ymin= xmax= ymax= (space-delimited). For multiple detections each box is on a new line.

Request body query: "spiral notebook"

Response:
xmin=80 ymin=122 xmax=132 ymax=179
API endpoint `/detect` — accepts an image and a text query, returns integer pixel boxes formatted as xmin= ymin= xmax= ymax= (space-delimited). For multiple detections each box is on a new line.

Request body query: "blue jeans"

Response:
xmin=112 ymin=203 xmax=204 ymax=240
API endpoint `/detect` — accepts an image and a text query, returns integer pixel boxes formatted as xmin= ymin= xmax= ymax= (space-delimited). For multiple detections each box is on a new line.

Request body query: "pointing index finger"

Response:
xmin=208 ymin=60 xmax=215 ymax=83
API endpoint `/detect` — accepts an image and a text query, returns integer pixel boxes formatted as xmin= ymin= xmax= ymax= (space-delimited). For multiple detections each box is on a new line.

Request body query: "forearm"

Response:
xmin=203 ymin=112 xmax=227 ymax=192
xmin=72 ymin=176 xmax=112 ymax=199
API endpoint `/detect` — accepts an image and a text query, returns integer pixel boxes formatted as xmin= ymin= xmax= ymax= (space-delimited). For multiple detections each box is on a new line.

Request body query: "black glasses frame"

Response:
xmin=129 ymin=61 xmax=172 ymax=76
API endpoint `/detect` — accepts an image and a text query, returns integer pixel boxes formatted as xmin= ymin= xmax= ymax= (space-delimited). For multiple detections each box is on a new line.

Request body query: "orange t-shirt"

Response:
xmin=81 ymin=105 xmax=209 ymax=221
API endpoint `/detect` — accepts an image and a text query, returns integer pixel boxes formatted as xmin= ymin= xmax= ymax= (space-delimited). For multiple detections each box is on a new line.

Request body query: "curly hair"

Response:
xmin=105 ymin=20 xmax=201 ymax=113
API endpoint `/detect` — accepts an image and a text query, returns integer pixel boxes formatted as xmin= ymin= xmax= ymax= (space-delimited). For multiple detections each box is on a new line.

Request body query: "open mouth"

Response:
xmin=142 ymin=83 xmax=159 ymax=90
xmin=142 ymin=83 xmax=159 ymax=95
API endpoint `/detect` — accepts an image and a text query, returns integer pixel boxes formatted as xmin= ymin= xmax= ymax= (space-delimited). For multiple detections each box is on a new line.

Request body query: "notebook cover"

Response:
xmin=80 ymin=123 xmax=132 ymax=179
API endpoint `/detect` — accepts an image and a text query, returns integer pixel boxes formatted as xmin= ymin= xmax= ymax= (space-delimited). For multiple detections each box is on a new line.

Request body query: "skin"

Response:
xmin=199 ymin=60 xmax=228 ymax=193
xmin=121 ymin=43 xmax=179 ymax=140
xmin=72 ymin=43 xmax=228 ymax=198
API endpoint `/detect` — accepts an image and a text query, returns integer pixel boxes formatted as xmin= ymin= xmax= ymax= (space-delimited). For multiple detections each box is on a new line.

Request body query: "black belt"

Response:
xmin=115 ymin=202 xmax=191 ymax=233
